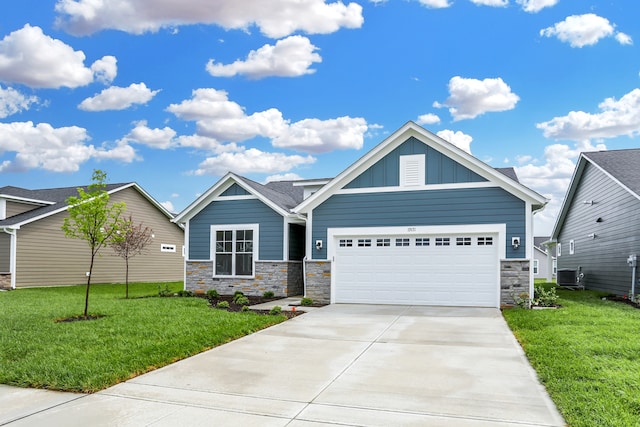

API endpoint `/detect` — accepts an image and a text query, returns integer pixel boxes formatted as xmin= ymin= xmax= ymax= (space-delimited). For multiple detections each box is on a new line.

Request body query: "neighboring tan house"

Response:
xmin=533 ymin=236 xmax=556 ymax=282
xmin=552 ymin=149 xmax=640 ymax=296
xmin=174 ymin=122 xmax=547 ymax=307
xmin=0 ymin=183 xmax=184 ymax=289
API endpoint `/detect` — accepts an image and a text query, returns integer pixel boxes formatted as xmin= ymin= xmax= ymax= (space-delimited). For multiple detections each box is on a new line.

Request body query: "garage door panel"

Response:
xmin=334 ymin=233 xmax=499 ymax=307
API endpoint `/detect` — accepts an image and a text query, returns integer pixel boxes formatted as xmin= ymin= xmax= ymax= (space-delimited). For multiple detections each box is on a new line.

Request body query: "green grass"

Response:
xmin=503 ymin=284 xmax=640 ymax=427
xmin=0 ymin=282 xmax=286 ymax=393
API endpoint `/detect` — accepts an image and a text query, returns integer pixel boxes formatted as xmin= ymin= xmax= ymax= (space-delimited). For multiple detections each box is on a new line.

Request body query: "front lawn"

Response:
xmin=503 ymin=285 xmax=640 ymax=427
xmin=0 ymin=283 xmax=286 ymax=392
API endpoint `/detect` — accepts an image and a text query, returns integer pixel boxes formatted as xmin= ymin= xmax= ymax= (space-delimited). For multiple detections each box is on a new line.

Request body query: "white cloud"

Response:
xmin=416 ymin=0 xmax=451 ymax=8
xmin=160 ymin=201 xmax=175 ymax=212
xmin=0 ymin=24 xmax=114 ymax=89
xmin=78 ymin=83 xmax=159 ymax=111
xmin=120 ymin=121 xmax=177 ymax=149
xmin=91 ymin=56 xmax=118 ymax=84
xmin=616 ymin=32 xmax=633 ymax=45
xmin=207 ymin=36 xmax=322 ymax=79
xmin=55 ymin=0 xmax=364 ymax=38
xmin=272 ymin=117 xmax=368 ymax=153
xmin=537 ymin=88 xmax=640 ymax=141
xmin=167 ymin=88 xmax=368 ymax=153
xmin=92 ymin=140 xmax=139 ymax=163
xmin=0 ymin=86 xmax=38 ymax=118
xmin=416 ymin=113 xmax=441 ymax=125
xmin=469 ymin=0 xmax=508 ymax=7
xmin=540 ymin=14 xmax=631 ymax=48
xmin=435 ymin=76 xmax=519 ymax=121
xmin=516 ymin=0 xmax=558 ymax=13
xmin=265 ymin=173 xmax=304 ymax=182
xmin=192 ymin=148 xmax=315 ymax=176
xmin=176 ymin=134 xmax=242 ymax=153
xmin=436 ymin=129 xmax=473 ymax=154
xmin=0 ymin=121 xmax=136 ymax=172
xmin=516 ymin=140 xmax=606 ymax=235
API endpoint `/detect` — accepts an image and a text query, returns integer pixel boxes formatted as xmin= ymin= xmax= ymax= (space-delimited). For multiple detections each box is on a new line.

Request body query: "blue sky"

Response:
xmin=1 ymin=0 xmax=639 ymax=234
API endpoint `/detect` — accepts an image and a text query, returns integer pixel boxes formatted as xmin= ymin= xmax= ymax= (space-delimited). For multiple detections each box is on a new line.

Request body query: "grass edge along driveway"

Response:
xmin=0 ymin=283 xmax=286 ymax=393
xmin=503 ymin=284 xmax=640 ymax=427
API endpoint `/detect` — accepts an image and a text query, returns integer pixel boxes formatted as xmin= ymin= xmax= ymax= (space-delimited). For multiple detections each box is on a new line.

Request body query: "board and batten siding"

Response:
xmin=345 ymin=137 xmax=487 ymax=189
xmin=312 ymin=187 xmax=525 ymax=260
xmin=557 ymin=162 xmax=640 ymax=295
xmin=14 ymin=187 xmax=184 ymax=287
xmin=189 ymin=198 xmax=284 ymax=261
xmin=6 ymin=201 xmax=41 ymax=218
xmin=0 ymin=233 xmax=9 ymax=272
xmin=220 ymin=183 xmax=250 ymax=196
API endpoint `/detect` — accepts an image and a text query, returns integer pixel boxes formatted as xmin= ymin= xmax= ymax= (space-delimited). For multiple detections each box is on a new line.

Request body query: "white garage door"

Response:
xmin=334 ymin=233 xmax=499 ymax=307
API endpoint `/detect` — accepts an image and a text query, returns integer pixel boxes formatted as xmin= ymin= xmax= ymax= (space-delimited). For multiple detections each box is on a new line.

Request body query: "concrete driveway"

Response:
xmin=1 ymin=305 xmax=564 ymax=426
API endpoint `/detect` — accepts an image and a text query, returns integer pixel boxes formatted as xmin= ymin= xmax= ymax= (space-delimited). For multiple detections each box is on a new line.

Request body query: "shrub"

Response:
xmin=532 ymin=285 xmax=558 ymax=307
xmin=241 ymin=305 xmax=251 ymax=312
xmin=216 ymin=301 xmax=230 ymax=309
xmin=513 ymin=292 xmax=530 ymax=308
xmin=232 ymin=291 xmax=245 ymax=303
xmin=300 ymin=297 xmax=313 ymax=306
xmin=206 ymin=289 xmax=219 ymax=299
xmin=176 ymin=290 xmax=194 ymax=297
xmin=235 ymin=296 xmax=250 ymax=306
xmin=269 ymin=306 xmax=282 ymax=315
xmin=158 ymin=285 xmax=174 ymax=297
xmin=263 ymin=291 xmax=275 ymax=299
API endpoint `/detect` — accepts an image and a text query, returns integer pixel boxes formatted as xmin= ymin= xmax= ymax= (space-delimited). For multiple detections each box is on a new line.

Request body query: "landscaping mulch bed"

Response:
xmin=198 ymin=294 xmax=306 ymax=318
xmin=605 ymin=295 xmax=640 ymax=309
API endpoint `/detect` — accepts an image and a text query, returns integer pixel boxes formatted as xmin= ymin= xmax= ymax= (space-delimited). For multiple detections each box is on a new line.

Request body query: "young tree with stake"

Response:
xmin=110 ymin=216 xmax=153 ymax=298
xmin=62 ymin=170 xmax=126 ymax=317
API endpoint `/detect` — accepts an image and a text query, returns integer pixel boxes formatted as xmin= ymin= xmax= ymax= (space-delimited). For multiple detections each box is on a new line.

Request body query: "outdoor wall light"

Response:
xmin=511 ymin=237 xmax=520 ymax=250
xmin=588 ymin=233 xmax=596 ymax=239
xmin=596 ymin=217 xmax=603 ymax=223
xmin=315 ymin=240 xmax=323 ymax=250
xmin=583 ymin=200 xmax=594 ymax=205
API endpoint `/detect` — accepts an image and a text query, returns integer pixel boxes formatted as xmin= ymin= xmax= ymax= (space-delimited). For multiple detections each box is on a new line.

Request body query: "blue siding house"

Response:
xmin=174 ymin=122 xmax=547 ymax=307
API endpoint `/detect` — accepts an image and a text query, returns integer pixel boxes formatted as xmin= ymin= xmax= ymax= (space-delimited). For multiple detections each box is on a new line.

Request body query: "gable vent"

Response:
xmin=400 ymin=154 xmax=425 ymax=187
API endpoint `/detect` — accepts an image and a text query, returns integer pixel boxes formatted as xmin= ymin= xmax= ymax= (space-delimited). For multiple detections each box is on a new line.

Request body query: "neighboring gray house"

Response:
xmin=552 ymin=149 xmax=640 ymax=296
xmin=0 ymin=183 xmax=184 ymax=289
xmin=533 ymin=236 xmax=556 ymax=282
xmin=175 ymin=122 xmax=547 ymax=307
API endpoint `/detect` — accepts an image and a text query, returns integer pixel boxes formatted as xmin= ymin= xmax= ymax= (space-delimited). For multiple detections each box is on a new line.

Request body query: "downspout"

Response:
xmin=302 ymin=256 xmax=307 ymax=298
xmin=1 ymin=227 xmax=17 ymax=289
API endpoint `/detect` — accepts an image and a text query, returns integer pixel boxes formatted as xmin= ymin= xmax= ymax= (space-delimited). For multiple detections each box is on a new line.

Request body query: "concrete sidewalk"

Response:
xmin=1 ymin=305 xmax=565 ymax=426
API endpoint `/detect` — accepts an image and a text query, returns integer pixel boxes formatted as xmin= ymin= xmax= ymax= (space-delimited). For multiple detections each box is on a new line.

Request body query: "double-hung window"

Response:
xmin=212 ymin=225 xmax=257 ymax=277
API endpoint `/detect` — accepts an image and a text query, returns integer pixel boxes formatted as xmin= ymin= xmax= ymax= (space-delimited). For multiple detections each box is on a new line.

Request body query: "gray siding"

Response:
xmin=189 ymin=198 xmax=284 ymax=261
xmin=14 ymin=187 xmax=184 ymax=287
xmin=558 ymin=162 xmax=640 ymax=295
xmin=221 ymin=183 xmax=250 ymax=196
xmin=6 ymin=201 xmax=40 ymax=218
xmin=312 ymin=187 xmax=525 ymax=259
xmin=0 ymin=233 xmax=9 ymax=272
xmin=345 ymin=137 xmax=487 ymax=188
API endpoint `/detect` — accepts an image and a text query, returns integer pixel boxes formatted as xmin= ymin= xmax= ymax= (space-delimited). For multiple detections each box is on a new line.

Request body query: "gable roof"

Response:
xmin=552 ymin=148 xmax=640 ymax=239
xmin=172 ymin=172 xmax=305 ymax=224
xmin=0 ymin=183 xmax=175 ymax=229
xmin=294 ymin=121 xmax=547 ymax=214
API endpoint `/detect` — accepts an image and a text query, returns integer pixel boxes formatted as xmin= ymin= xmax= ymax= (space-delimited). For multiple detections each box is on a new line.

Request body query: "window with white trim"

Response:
xmin=557 ymin=243 xmax=562 ymax=257
xmin=553 ymin=259 xmax=557 ymax=275
xmin=376 ymin=238 xmax=390 ymax=247
xmin=569 ymin=239 xmax=575 ymax=255
xmin=456 ymin=237 xmax=471 ymax=246
xmin=161 ymin=244 xmax=176 ymax=252
xmin=477 ymin=237 xmax=493 ymax=246
xmin=395 ymin=238 xmax=410 ymax=247
xmin=533 ymin=259 xmax=539 ymax=275
xmin=358 ymin=239 xmax=372 ymax=247
xmin=399 ymin=154 xmax=425 ymax=187
xmin=415 ymin=237 xmax=430 ymax=246
xmin=212 ymin=225 xmax=257 ymax=277
xmin=339 ymin=239 xmax=353 ymax=247
xmin=435 ymin=237 xmax=450 ymax=246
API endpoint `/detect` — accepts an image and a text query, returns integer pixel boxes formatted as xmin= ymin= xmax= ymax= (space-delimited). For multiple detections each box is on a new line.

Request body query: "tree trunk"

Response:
xmin=84 ymin=253 xmax=95 ymax=317
xmin=125 ymin=257 xmax=129 ymax=299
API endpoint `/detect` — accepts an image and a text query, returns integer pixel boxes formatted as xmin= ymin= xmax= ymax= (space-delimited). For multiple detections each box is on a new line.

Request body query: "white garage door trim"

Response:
xmin=327 ymin=224 xmax=506 ymax=307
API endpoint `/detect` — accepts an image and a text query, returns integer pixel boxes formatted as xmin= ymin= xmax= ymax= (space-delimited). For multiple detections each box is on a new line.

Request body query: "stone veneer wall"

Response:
xmin=500 ymin=259 xmax=530 ymax=307
xmin=186 ymin=261 xmax=302 ymax=297
xmin=304 ymin=261 xmax=331 ymax=304
xmin=0 ymin=273 xmax=10 ymax=290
